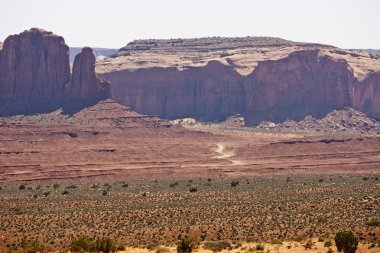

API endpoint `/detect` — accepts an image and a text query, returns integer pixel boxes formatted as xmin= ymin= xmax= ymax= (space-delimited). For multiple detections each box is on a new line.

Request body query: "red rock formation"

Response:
xmin=0 ymin=28 xmax=110 ymax=116
xmin=0 ymin=28 xmax=70 ymax=99
xmin=353 ymin=72 xmax=380 ymax=119
xmin=102 ymin=50 xmax=361 ymax=124
xmin=102 ymin=61 xmax=244 ymax=120
xmin=65 ymin=47 xmax=110 ymax=101
xmin=243 ymin=50 xmax=355 ymax=124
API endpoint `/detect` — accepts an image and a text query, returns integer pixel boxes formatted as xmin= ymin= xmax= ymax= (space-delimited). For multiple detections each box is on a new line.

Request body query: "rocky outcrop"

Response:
xmin=243 ymin=50 xmax=355 ymax=124
xmin=353 ymin=72 xmax=380 ymax=119
xmin=0 ymin=28 xmax=70 ymax=99
xmin=102 ymin=61 xmax=244 ymax=120
xmin=0 ymin=28 xmax=110 ymax=116
xmin=255 ymin=108 xmax=380 ymax=135
xmin=66 ymin=47 xmax=110 ymax=101
xmin=97 ymin=37 xmax=380 ymax=125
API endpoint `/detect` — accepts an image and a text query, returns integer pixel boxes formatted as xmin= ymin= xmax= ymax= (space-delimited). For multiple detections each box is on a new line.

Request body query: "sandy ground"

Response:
xmin=1 ymin=120 xmax=380 ymax=182
xmin=118 ymin=240 xmax=378 ymax=253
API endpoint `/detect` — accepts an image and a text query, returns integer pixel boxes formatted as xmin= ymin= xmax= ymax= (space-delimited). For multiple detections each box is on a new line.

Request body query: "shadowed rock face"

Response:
xmin=102 ymin=61 xmax=244 ymax=120
xmin=0 ymin=28 xmax=110 ymax=116
xmin=0 ymin=28 xmax=70 ymax=99
xmin=66 ymin=47 xmax=110 ymax=101
xmin=244 ymin=50 xmax=355 ymax=125
xmin=102 ymin=49 xmax=378 ymax=124
xmin=353 ymin=72 xmax=380 ymax=119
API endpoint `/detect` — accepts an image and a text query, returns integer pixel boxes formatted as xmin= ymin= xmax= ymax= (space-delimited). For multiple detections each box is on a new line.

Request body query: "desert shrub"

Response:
xmin=177 ymin=237 xmax=195 ymax=253
xmin=43 ymin=191 xmax=50 ymax=197
xmin=230 ymin=180 xmax=239 ymax=187
xmin=91 ymin=238 xmax=117 ymax=253
xmin=362 ymin=177 xmax=369 ymax=181
xmin=170 ymin=182 xmax=178 ymax=187
xmin=189 ymin=187 xmax=197 ymax=192
xmin=203 ymin=240 xmax=231 ymax=252
xmin=116 ymin=244 xmax=126 ymax=251
xmin=255 ymin=244 xmax=264 ymax=250
xmin=121 ymin=183 xmax=128 ymax=188
xmin=102 ymin=190 xmax=108 ymax=196
xmin=92 ymin=184 xmax=99 ymax=189
xmin=324 ymin=240 xmax=332 ymax=247
xmin=71 ymin=237 xmax=92 ymax=252
xmin=327 ymin=248 xmax=333 ymax=253
xmin=304 ymin=240 xmax=313 ymax=249
xmin=66 ymin=184 xmax=77 ymax=189
xmin=366 ymin=219 xmax=380 ymax=227
xmin=11 ymin=207 xmax=23 ymax=215
xmin=62 ymin=190 xmax=69 ymax=195
xmin=156 ymin=246 xmax=170 ymax=253
xmin=19 ymin=184 xmax=26 ymax=190
xmin=146 ymin=242 xmax=158 ymax=250
xmin=70 ymin=237 xmax=116 ymax=253
xmin=20 ymin=238 xmax=44 ymax=253
xmin=334 ymin=231 xmax=358 ymax=253
xmin=53 ymin=183 xmax=60 ymax=189
xmin=271 ymin=238 xmax=283 ymax=244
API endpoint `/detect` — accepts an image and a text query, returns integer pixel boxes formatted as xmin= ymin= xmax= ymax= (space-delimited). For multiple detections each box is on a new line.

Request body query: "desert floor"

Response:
xmin=0 ymin=120 xmax=379 ymax=252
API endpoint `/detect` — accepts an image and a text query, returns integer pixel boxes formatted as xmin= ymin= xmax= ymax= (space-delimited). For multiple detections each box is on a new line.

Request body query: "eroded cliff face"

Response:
xmin=66 ymin=47 xmax=110 ymax=101
xmin=0 ymin=28 xmax=70 ymax=99
xmin=98 ymin=37 xmax=380 ymax=125
xmin=243 ymin=50 xmax=355 ymax=125
xmin=0 ymin=28 xmax=110 ymax=116
xmin=102 ymin=61 xmax=244 ymax=120
xmin=354 ymin=72 xmax=380 ymax=119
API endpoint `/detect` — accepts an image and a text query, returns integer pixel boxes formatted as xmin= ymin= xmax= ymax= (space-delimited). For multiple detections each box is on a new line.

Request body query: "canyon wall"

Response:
xmin=243 ymin=50 xmax=355 ymax=124
xmin=353 ymin=72 xmax=380 ymax=119
xmin=101 ymin=48 xmax=379 ymax=125
xmin=102 ymin=61 xmax=244 ymax=120
xmin=0 ymin=28 xmax=110 ymax=116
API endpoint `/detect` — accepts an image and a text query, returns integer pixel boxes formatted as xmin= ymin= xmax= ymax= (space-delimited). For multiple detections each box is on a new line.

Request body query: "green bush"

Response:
xmin=70 ymin=237 xmax=117 ymax=253
xmin=334 ymin=231 xmax=358 ymax=253
xmin=177 ymin=236 xmax=195 ymax=253
xmin=366 ymin=218 xmax=380 ymax=227
xmin=255 ymin=244 xmax=264 ymax=250
xmin=230 ymin=181 xmax=239 ymax=187
xmin=203 ymin=240 xmax=231 ymax=252
xmin=20 ymin=238 xmax=44 ymax=253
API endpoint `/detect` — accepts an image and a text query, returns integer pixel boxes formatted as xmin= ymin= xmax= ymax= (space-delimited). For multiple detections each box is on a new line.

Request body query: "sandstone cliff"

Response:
xmin=66 ymin=47 xmax=110 ymax=101
xmin=102 ymin=61 xmax=244 ymax=120
xmin=353 ymin=72 xmax=380 ymax=119
xmin=0 ymin=28 xmax=110 ymax=116
xmin=97 ymin=37 xmax=380 ymax=125
xmin=243 ymin=50 xmax=355 ymax=124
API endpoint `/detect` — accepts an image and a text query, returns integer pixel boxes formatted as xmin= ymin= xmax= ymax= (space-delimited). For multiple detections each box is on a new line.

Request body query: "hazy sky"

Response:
xmin=1 ymin=0 xmax=379 ymax=49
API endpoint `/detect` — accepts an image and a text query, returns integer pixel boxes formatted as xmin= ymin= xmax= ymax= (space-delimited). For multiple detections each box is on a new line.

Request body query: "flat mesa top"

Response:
xmin=96 ymin=36 xmax=380 ymax=80
xmin=118 ymin=36 xmax=297 ymax=53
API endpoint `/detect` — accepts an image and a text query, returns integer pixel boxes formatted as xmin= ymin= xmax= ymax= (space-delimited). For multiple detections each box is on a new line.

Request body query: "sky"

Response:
xmin=0 ymin=0 xmax=379 ymax=49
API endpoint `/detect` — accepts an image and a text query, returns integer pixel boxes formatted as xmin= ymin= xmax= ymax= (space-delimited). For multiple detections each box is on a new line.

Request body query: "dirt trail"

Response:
xmin=214 ymin=143 xmax=243 ymax=165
